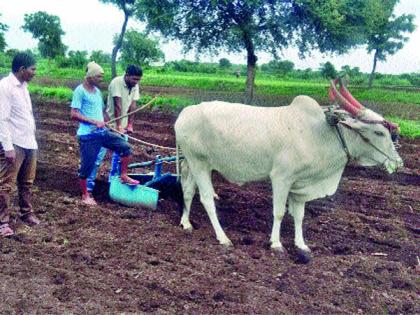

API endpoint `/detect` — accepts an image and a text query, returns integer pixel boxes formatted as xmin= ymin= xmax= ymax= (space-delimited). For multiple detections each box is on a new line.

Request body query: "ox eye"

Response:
xmin=374 ymin=130 xmax=385 ymax=136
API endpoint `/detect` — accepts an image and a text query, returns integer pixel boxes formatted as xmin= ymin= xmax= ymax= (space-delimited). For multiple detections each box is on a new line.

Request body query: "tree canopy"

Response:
xmin=0 ymin=15 xmax=8 ymax=52
xmin=363 ymin=0 xmax=415 ymax=87
xmin=118 ymin=29 xmax=164 ymax=67
xmin=22 ymin=11 xmax=67 ymax=58
xmin=218 ymin=58 xmax=232 ymax=69
xmin=320 ymin=61 xmax=338 ymax=79
xmin=90 ymin=50 xmax=112 ymax=64
xmin=261 ymin=60 xmax=295 ymax=76
xmin=136 ymin=0 xmax=373 ymax=103
xmin=99 ymin=0 xmax=139 ymax=77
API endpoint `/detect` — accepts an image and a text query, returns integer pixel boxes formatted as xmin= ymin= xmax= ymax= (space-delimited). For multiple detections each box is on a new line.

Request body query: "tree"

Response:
xmin=57 ymin=50 xmax=89 ymax=68
xmin=0 ymin=15 xmax=8 ymax=52
xmin=363 ymin=0 xmax=415 ymax=88
xmin=219 ymin=58 xmax=232 ymax=69
xmin=90 ymin=50 xmax=112 ymax=64
xmin=22 ymin=11 xmax=66 ymax=58
xmin=137 ymin=0 xmax=368 ymax=104
xmin=99 ymin=0 xmax=138 ymax=78
xmin=261 ymin=60 xmax=294 ymax=76
xmin=118 ymin=29 xmax=164 ymax=67
xmin=340 ymin=65 xmax=361 ymax=78
xmin=320 ymin=61 xmax=337 ymax=79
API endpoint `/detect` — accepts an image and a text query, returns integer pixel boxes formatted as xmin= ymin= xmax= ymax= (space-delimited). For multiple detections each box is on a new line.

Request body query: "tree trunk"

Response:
xmin=244 ymin=36 xmax=257 ymax=105
xmin=368 ymin=50 xmax=378 ymax=89
xmin=111 ymin=9 xmax=130 ymax=79
xmin=245 ymin=58 xmax=257 ymax=104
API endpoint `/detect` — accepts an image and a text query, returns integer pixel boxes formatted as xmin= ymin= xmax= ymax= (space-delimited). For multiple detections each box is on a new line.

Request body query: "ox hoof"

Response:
xmin=296 ymin=248 xmax=312 ymax=264
xmin=272 ymin=246 xmax=288 ymax=259
xmin=220 ymin=240 xmax=233 ymax=248
xmin=183 ymin=226 xmax=193 ymax=234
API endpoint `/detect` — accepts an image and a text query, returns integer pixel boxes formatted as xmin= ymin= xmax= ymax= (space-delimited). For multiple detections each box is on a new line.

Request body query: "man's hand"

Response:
xmin=126 ymin=123 xmax=134 ymax=134
xmin=4 ymin=150 xmax=16 ymax=164
xmin=95 ymin=121 xmax=106 ymax=128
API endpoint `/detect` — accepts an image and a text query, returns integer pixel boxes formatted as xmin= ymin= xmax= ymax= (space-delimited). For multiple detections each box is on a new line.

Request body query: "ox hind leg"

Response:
xmin=180 ymin=160 xmax=196 ymax=231
xmin=288 ymin=197 xmax=312 ymax=263
xmin=188 ymin=161 xmax=232 ymax=246
xmin=270 ymin=177 xmax=290 ymax=253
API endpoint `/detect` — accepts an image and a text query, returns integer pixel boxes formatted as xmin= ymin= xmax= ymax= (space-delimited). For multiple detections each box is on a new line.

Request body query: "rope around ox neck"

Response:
xmin=338 ymin=122 xmax=399 ymax=163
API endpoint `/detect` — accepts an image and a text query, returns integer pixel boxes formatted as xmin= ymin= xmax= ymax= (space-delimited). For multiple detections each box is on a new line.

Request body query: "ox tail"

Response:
xmin=176 ymin=143 xmax=181 ymax=182
xmin=176 ymin=143 xmax=188 ymax=181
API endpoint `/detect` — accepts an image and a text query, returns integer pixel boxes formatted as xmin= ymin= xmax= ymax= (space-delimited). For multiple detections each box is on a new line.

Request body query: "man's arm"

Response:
xmin=112 ymin=96 xmax=124 ymax=132
xmin=0 ymin=84 xmax=15 ymax=163
xmin=70 ymin=108 xmax=105 ymax=128
xmin=127 ymin=100 xmax=137 ymax=133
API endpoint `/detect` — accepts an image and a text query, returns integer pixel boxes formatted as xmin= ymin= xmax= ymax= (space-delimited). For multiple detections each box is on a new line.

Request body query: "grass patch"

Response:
xmin=29 ymin=85 xmax=73 ymax=101
xmin=140 ymin=94 xmax=194 ymax=111
xmin=142 ymin=73 xmax=420 ymax=106
xmin=28 ymin=84 xmax=193 ymax=110
xmin=28 ymin=84 xmax=419 ymax=138
xmin=386 ymin=117 xmax=420 ymax=139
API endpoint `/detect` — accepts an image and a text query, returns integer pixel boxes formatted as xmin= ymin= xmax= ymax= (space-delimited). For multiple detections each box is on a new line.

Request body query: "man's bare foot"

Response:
xmin=82 ymin=194 xmax=97 ymax=206
xmin=120 ymin=174 xmax=139 ymax=185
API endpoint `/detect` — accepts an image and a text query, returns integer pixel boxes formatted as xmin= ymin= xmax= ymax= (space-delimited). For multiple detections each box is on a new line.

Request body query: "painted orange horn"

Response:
xmin=329 ymin=80 xmax=361 ymax=116
xmin=338 ymin=77 xmax=364 ymax=110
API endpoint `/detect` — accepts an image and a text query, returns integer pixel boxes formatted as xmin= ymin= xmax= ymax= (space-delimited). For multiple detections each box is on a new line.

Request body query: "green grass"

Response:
xmin=139 ymin=94 xmax=194 ymax=110
xmin=386 ymin=117 xmax=420 ymax=139
xmin=28 ymin=84 xmax=193 ymax=110
xmin=28 ymin=84 xmax=418 ymax=138
xmin=9 ymin=58 xmax=416 ymax=139
xmin=29 ymin=85 xmax=73 ymax=101
xmin=139 ymin=73 xmax=420 ymax=106
xmin=2 ymin=58 xmax=416 ymax=107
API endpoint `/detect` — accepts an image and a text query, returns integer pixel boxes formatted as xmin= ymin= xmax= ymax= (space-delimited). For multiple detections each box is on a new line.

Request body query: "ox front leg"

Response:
xmin=288 ymin=198 xmax=312 ymax=264
xmin=270 ymin=178 xmax=290 ymax=255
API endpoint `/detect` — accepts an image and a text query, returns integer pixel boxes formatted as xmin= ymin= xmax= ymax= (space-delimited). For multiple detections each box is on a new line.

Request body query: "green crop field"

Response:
xmin=1 ymin=58 xmax=418 ymax=138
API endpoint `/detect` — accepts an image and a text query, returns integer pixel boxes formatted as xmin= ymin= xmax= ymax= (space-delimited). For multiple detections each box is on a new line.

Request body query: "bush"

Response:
xmin=407 ymin=73 xmax=420 ymax=87
xmin=219 ymin=58 xmax=231 ymax=69
xmin=164 ymin=60 xmax=218 ymax=74
xmin=261 ymin=60 xmax=294 ymax=76
xmin=90 ymin=50 xmax=111 ymax=64
xmin=56 ymin=50 xmax=88 ymax=68
xmin=320 ymin=62 xmax=337 ymax=79
xmin=351 ymin=76 xmax=366 ymax=85
xmin=0 ymin=51 xmax=11 ymax=69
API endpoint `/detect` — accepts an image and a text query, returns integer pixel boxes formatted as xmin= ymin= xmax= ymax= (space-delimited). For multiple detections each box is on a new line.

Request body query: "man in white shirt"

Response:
xmin=86 ymin=64 xmax=142 ymax=192
xmin=0 ymin=52 xmax=40 ymax=237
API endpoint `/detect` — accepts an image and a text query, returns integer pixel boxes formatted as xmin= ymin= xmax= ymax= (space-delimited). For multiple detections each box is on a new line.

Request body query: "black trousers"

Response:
xmin=78 ymin=130 xmax=131 ymax=179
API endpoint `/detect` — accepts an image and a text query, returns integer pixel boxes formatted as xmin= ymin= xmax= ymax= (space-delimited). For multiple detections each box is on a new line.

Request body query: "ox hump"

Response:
xmin=289 ymin=95 xmax=324 ymax=119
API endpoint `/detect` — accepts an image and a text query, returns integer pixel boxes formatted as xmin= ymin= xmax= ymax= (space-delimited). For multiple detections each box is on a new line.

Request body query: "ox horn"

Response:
xmin=338 ymin=77 xmax=364 ymax=110
xmin=329 ymin=79 xmax=361 ymax=116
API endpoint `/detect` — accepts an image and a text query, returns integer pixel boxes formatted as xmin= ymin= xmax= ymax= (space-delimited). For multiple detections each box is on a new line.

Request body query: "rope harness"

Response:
xmin=325 ymin=107 xmax=400 ymax=164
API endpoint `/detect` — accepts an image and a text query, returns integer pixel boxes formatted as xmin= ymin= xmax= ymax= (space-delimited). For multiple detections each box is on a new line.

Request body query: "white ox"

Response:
xmin=174 ymin=80 xmax=403 ymax=262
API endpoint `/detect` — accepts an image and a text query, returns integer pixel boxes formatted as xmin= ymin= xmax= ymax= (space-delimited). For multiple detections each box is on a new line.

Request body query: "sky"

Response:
xmin=1 ymin=0 xmax=419 ymax=74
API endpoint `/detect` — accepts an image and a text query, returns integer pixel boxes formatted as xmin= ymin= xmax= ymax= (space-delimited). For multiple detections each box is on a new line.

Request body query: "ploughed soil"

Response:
xmin=1 ymin=96 xmax=419 ymax=314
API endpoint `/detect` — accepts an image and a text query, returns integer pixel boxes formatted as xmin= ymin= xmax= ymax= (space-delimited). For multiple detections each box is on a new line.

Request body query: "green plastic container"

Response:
xmin=109 ymin=175 xmax=159 ymax=210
